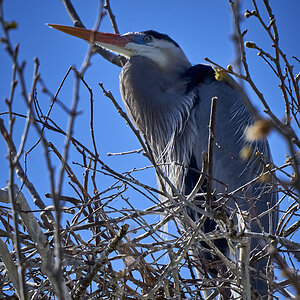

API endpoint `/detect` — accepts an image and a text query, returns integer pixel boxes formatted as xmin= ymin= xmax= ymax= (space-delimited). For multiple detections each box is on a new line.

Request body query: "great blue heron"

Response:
xmin=49 ymin=24 xmax=278 ymax=298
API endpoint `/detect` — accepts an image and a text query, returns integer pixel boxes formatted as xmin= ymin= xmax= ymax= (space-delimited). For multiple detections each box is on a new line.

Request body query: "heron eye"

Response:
xmin=143 ymin=35 xmax=152 ymax=42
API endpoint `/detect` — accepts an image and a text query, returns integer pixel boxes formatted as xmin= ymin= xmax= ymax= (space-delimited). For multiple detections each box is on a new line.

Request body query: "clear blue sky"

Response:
xmin=0 ymin=1 xmax=299 ymax=296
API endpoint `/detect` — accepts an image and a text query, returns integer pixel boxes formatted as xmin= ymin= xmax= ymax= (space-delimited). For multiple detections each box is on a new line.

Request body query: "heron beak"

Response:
xmin=47 ymin=24 xmax=133 ymax=57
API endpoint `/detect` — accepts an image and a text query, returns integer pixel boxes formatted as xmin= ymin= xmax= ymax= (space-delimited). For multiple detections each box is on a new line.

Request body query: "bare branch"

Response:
xmin=72 ymin=224 xmax=129 ymax=299
xmin=60 ymin=0 xmax=84 ymax=28
xmin=206 ymin=97 xmax=217 ymax=209
xmin=104 ymin=0 xmax=120 ymax=34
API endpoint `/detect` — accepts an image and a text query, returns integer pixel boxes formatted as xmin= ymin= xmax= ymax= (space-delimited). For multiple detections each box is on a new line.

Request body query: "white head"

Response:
xmin=117 ymin=30 xmax=191 ymax=71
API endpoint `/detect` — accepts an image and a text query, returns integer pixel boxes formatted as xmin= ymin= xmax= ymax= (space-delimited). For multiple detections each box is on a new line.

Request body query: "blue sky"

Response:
xmin=0 ymin=0 xmax=299 ymax=297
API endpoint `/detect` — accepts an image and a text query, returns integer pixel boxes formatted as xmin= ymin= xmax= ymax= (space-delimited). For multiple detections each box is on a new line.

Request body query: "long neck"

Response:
xmin=120 ymin=56 xmax=194 ymax=158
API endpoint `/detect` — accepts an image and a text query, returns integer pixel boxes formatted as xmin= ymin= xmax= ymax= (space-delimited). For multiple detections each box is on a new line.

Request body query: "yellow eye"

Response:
xmin=143 ymin=35 xmax=152 ymax=42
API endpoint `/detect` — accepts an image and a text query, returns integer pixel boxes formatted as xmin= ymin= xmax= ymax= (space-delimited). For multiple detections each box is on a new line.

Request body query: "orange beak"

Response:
xmin=47 ymin=24 xmax=131 ymax=48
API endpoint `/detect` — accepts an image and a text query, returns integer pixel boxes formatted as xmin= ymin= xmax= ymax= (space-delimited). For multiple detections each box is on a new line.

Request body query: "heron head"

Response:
xmin=48 ymin=24 xmax=191 ymax=70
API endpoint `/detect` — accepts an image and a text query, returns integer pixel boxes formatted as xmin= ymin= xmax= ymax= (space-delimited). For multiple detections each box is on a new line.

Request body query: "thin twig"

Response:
xmin=104 ymin=0 xmax=120 ymax=34
xmin=60 ymin=0 xmax=84 ymax=27
xmin=6 ymin=43 xmax=27 ymax=299
xmin=72 ymin=224 xmax=129 ymax=299
xmin=206 ymin=97 xmax=217 ymax=209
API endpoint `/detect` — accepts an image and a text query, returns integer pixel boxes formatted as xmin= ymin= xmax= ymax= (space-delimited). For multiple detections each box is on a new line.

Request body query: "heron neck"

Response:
xmin=120 ymin=56 xmax=194 ymax=158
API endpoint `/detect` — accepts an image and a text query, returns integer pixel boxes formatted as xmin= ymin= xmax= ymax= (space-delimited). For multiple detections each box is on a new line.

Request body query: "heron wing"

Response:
xmin=184 ymin=64 xmax=277 ymax=222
